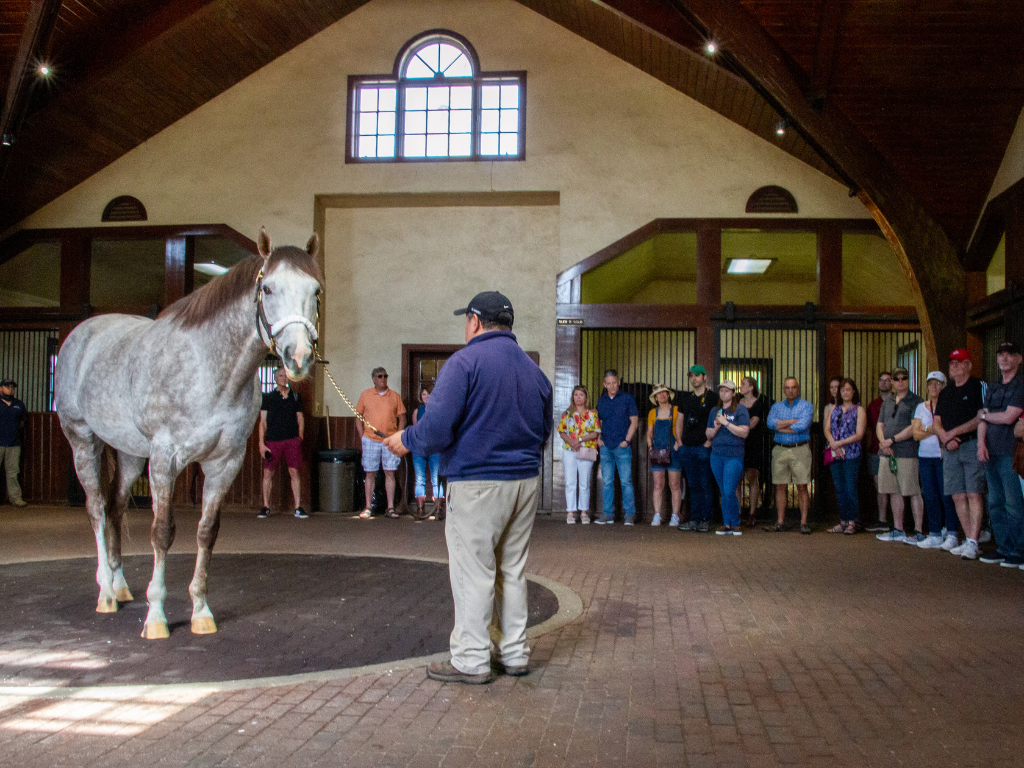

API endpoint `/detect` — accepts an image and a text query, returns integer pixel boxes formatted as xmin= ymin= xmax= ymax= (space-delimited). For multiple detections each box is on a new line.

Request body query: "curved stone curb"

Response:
xmin=0 ymin=554 xmax=583 ymax=699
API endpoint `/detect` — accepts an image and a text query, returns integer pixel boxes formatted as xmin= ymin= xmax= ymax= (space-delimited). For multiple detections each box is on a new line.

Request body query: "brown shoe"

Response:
xmin=426 ymin=659 xmax=494 ymax=684
xmin=491 ymin=659 xmax=529 ymax=677
xmin=413 ymin=498 xmax=428 ymax=521
xmin=434 ymin=498 xmax=446 ymax=521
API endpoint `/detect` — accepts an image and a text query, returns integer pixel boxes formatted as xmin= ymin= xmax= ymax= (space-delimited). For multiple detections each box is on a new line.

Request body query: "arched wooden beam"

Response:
xmin=664 ymin=0 xmax=966 ymax=366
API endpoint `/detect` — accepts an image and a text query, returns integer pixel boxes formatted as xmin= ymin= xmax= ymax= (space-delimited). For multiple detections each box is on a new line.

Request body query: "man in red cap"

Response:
xmin=933 ymin=349 xmax=987 ymax=557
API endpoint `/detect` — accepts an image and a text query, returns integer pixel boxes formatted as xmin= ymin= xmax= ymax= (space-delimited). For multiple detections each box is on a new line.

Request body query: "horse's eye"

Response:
xmin=263 ymin=287 xmax=272 ymax=296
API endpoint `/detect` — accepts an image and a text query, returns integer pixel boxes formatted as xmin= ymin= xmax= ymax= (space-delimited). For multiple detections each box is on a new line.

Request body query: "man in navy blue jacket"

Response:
xmin=384 ymin=291 xmax=553 ymax=684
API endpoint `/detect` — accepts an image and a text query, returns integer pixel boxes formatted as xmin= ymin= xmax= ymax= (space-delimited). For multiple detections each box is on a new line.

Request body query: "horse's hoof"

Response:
xmin=191 ymin=616 xmax=217 ymax=635
xmin=115 ymin=587 xmax=134 ymax=602
xmin=142 ymin=622 xmax=170 ymax=639
xmin=96 ymin=597 xmax=118 ymax=613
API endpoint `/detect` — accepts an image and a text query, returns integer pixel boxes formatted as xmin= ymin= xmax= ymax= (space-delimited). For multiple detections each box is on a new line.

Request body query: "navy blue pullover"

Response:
xmin=401 ymin=331 xmax=553 ymax=481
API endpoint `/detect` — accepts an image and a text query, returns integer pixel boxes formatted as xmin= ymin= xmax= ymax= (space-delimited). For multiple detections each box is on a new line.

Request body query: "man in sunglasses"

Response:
xmin=356 ymin=367 xmax=406 ymax=518
xmin=875 ymin=366 xmax=925 ymax=543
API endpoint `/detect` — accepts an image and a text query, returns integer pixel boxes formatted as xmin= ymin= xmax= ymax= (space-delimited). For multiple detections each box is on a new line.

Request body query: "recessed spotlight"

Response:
xmin=775 ymin=120 xmax=786 ymax=136
xmin=38 ymin=64 xmax=51 ymax=77
xmin=705 ymin=41 xmax=717 ymax=55
xmin=1 ymin=134 xmax=12 ymax=147
xmin=727 ymin=258 xmax=773 ymax=275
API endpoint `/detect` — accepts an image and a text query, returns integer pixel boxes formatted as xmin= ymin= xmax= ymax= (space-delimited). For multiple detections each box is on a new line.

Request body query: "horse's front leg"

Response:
xmin=189 ymin=456 xmax=243 ymax=635
xmin=108 ymin=452 xmax=147 ymax=603
xmin=66 ymin=429 xmax=117 ymax=613
xmin=142 ymin=456 xmax=177 ymax=639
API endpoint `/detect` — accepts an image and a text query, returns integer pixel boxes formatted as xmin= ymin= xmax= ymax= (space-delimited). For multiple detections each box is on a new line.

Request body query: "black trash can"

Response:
xmin=318 ymin=449 xmax=359 ymax=513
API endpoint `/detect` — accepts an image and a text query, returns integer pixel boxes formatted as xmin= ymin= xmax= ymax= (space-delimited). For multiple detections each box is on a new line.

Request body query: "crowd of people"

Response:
xmin=558 ymin=343 xmax=1024 ymax=565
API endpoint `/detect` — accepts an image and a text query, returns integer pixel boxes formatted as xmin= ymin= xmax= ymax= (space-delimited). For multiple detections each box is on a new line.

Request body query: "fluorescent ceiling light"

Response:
xmin=195 ymin=262 xmax=229 ymax=276
xmin=727 ymin=258 xmax=773 ymax=275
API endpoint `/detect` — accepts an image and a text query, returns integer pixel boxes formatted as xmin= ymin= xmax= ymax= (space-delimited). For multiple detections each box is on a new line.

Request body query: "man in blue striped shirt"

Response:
xmin=766 ymin=377 xmax=814 ymax=533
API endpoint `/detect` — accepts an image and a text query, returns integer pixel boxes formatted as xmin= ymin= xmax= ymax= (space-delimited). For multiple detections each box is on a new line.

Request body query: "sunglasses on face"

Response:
xmin=892 ymin=375 xmax=909 ymax=381
xmin=375 ymin=374 xmax=388 ymax=379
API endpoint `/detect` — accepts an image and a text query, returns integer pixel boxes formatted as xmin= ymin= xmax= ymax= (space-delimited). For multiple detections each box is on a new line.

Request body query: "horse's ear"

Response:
xmin=257 ymin=227 xmax=272 ymax=260
xmin=306 ymin=232 xmax=319 ymax=259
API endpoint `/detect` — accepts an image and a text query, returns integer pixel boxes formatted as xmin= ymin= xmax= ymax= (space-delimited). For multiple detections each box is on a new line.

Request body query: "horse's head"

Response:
xmin=255 ymin=227 xmax=324 ymax=381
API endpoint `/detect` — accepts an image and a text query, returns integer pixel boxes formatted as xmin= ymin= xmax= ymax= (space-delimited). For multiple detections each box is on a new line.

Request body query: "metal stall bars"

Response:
xmin=716 ymin=324 xmax=822 ymax=515
xmin=843 ymin=330 xmax=925 ymax=402
xmin=578 ymin=329 xmax=696 ymax=519
xmin=0 ymin=329 xmax=59 ymax=412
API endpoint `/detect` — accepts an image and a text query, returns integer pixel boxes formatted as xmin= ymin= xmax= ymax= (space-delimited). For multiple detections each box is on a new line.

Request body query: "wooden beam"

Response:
xmin=0 ymin=0 xmax=61 ymax=180
xmin=808 ymin=0 xmax=842 ymax=110
xmin=663 ymin=0 xmax=966 ymax=369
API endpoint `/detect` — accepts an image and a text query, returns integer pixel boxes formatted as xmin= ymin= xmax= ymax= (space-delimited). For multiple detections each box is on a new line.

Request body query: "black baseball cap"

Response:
xmin=454 ymin=291 xmax=514 ymax=324
xmin=0 ymin=379 xmax=15 ymax=387
xmin=998 ymin=341 xmax=1022 ymax=355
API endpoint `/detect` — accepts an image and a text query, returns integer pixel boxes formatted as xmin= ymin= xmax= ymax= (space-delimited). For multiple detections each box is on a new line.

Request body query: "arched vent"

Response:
xmin=745 ymin=186 xmax=798 ymax=214
xmin=102 ymin=196 xmax=147 ymax=222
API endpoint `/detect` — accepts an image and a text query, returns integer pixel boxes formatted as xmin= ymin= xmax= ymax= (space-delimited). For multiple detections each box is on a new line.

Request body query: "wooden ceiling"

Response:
xmin=1 ymin=0 xmax=1022 ymax=257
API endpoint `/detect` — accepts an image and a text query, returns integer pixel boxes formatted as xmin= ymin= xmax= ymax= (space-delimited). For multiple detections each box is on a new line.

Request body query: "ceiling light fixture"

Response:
xmin=1 ymin=134 xmax=12 ymax=147
xmin=775 ymin=120 xmax=786 ymax=136
xmin=38 ymin=64 xmax=51 ymax=77
xmin=704 ymin=41 xmax=717 ymax=55
xmin=727 ymin=258 xmax=773 ymax=275
xmin=194 ymin=262 xmax=229 ymax=276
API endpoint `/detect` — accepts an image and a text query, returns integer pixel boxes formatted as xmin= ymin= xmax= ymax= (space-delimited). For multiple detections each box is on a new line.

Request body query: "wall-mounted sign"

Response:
xmin=557 ymin=318 xmax=585 ymax=326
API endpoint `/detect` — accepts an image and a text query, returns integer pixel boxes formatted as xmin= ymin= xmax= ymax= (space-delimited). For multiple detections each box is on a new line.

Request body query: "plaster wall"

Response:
xmin=18 ymin=0 xmax=869 ymax=403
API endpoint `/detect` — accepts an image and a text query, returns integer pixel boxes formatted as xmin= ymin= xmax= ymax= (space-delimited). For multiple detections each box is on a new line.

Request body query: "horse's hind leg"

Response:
xmin=189 ymin=455 xmax=243 ymax=635
xmin=142 ymin=455 xmax=177 ymax=639
xmin=64 ymin=425 xmax=117 ymax=613
xmin=107 ymin=452 xmax=147 ymax=603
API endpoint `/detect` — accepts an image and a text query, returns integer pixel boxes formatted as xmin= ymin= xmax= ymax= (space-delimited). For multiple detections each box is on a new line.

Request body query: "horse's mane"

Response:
xmin=160 ymin=247 xmax=323 ymax=330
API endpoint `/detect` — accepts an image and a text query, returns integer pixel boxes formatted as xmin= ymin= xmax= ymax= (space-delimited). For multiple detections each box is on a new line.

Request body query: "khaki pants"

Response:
xmin=445 ymin=476 xmax=539 ymax=675
xmin=0 ymin=446 xmax=22 ymax=504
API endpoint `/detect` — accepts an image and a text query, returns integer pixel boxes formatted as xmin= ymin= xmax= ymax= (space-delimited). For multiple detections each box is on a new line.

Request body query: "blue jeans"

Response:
xmin=829 ymin=456 xmax=861 ymax=523
xmin=679 ymin=444 xmax=713 ymax=523
xmin=710 ymin=454 xmax=743 ymax=527
xmin=413 ymin=453 xmax=442 ymax=498
xmin=919 ymin=456 xmax=958 ymax=535
xmin=599 ymin=445 xmax=635 ymax=516
xmin=984 ymin=455 xmax=1024 ymax=558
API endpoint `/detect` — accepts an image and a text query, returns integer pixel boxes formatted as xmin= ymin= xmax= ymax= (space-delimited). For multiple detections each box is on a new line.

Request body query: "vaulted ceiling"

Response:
xmin=1 ymin=0 xmax=1022 ymax=258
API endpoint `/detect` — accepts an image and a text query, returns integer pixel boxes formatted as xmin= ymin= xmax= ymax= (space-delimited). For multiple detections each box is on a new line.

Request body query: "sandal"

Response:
xmin=358 ymin=508 xmax=373 ymax=519
xmin=827 ymin=523 xmax=846 ymax=534
xmin=843 ymin=521 xmax=857 ymax=535
xmin=385 ymin=508 xmax=400 ymax=519
xmin=764 ymin=523 xmax=785 ymax=532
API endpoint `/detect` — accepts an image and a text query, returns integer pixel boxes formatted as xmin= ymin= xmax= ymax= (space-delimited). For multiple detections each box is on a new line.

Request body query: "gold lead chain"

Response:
xmin=317 ymin=357 xmax=385 ymax=438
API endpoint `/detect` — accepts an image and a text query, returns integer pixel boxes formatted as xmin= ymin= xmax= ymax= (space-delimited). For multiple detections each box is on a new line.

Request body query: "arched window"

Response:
xmin=348 ymin=31 xmax=525 ymax=162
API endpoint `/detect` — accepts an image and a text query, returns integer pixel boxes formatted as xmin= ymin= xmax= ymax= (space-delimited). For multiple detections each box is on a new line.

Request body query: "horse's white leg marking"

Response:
xmin=189 ymin=456 xmax=243 ymax=635
xmin=66 ymin=429 xmax=118 ymax=613
xmin=142 ymin=456 xmax=176 ymax=639
xmin=109 ymin=452 xmax=147 ymax=603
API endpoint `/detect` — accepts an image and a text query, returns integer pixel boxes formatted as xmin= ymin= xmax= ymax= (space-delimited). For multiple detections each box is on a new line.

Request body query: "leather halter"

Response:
xmin=253 ymin=266 xmax=319 ymax=356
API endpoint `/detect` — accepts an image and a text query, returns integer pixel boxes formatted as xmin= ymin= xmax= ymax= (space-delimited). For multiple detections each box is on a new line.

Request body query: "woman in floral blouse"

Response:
xmin=558 ymin=385 xmax=601 ymax=524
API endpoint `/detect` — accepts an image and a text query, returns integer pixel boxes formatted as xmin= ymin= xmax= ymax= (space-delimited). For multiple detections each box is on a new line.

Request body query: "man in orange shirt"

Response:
xmin=355 ymin=367 xmax=407 ymax=518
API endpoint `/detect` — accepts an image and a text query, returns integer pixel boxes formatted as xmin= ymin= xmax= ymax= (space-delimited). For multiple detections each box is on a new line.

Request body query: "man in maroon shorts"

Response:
xmin=258 ymin=367 xmax=307 ymax=518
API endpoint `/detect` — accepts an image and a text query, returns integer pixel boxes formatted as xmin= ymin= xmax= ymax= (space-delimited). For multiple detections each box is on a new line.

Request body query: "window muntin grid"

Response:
xmin=348 ymin=34 xmax=524 ymax=163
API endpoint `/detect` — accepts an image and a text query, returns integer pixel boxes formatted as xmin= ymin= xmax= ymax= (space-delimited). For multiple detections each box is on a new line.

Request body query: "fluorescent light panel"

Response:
xmin=727 ymin=258 xmax=773 ymax=274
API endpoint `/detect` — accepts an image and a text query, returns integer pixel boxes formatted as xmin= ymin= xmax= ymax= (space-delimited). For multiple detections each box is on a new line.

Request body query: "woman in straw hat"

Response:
xmin=647 ymin=384 xmax=683 ymax=526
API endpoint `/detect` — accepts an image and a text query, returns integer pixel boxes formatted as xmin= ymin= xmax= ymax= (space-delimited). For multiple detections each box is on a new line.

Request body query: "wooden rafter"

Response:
xmin=0 ymin=0 xmax=61 ymax=178
xmin=808 ymin=0 xmax=842 ymax=111
xmin=661 ymin=0 xmax=966 ymax=366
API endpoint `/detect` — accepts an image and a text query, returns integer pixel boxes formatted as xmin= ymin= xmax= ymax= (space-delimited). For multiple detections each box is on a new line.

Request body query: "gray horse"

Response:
xmin=55 ymin=228 xmax=323 ymax=639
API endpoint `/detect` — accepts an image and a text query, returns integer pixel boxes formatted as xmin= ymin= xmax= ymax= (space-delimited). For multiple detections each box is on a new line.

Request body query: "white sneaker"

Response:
xmin=940 ymin=533 xmax=959 ymax=551
xmin=960 ymin=539 xmax=980 ymax=560
xmin=917 ymin=534 xmax=944 ymax=549
xmin=566 ymin=512 xmax=576 ymax=524
xmin=669 ymin=514 xmax=681 ymax=528
xmin=581 ymin=512 xmax=591 ymax=525
xmin=950 ymin=542 xmax=966 ymax=556
xmin=979 ymin=529 xmax=993 ymax=544
xmin=651 ymin=513 xmax=662 ymax=527
xmin=876 ymin=529 xmax=907 ymax=542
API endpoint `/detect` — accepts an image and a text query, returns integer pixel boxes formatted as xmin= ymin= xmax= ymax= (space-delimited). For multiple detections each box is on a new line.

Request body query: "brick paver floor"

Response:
xmin=1 ymin=505 xmax=1023 ymax=767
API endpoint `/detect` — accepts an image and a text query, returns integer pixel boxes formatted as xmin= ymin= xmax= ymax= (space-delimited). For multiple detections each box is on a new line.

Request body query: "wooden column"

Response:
xmin=818 ymin=224 xmax=844 ymax=388
xmin=59 ymin=231 xmax=91 ymax=320
xmin=1005 ymin=191 xmax=1024 ymax=288
xmin=164 ymin=235 xmax=194 ymax=307
xmin=696 ymin=222 xmax=721 ymax=369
